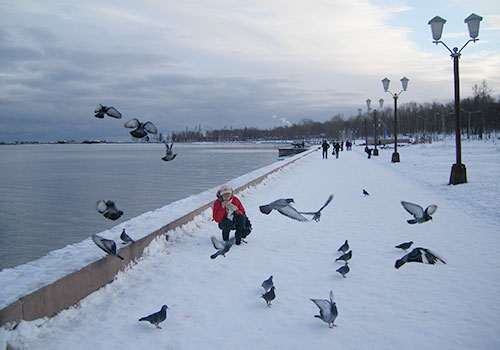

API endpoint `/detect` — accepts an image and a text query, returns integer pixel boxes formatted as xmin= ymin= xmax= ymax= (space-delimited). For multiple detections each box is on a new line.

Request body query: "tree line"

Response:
xmin=172 ymin=81 xmax=499 ymax=142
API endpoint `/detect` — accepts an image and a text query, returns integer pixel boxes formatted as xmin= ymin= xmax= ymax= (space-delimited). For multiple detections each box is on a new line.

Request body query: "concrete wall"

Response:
xmin=0 ymin=149 xmax=314 ymax=327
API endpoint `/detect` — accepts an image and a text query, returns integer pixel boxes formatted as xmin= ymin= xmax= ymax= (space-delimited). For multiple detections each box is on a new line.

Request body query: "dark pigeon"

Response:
xmin=395 ymin=241 xmax=413 ymax=251
xmin=401 ymin=201 xmax=437 ymax=224
xmin=299 ymin=194 xmax=334 ymax=222
xmin=363 ymin=189 xmax=369 ymax=196
xmin=139 ymin=305 xmax=168 ymax=329
xmin=92 ymin=234 xmax=124 ymax=260
xmin=96 ymin=200 xmax=123 ymax=221
xmin=395 ymin=247 xmax=446 ymax=269
xmin=161 ymin=140 xmax=177 ymax=162
xmin=124 ymin=118 xmax=158 ymax=139
xmin=337 ymin=240 xmax=349 ymax=254
xmin=335 ymin=250 xmax=352 ymax=263
xmin=120 ymin=229 xmax=135 ymax=244
xmin=94 ymin=104 xmax=122 ymax=119
xmin=261 ymin=275 xmax=274 ymax=292
xmin=210 ymin=236 xmax=235 ymax=259
xmin=336 ymin=263 xmax=350 ymax=278
xmin=261 ymin=286 xmax=276 ymax=307
xmin=259 ymin=198 xmax=308 ymax=222
xmin=311 ymin=290 xmax=338 ymax=328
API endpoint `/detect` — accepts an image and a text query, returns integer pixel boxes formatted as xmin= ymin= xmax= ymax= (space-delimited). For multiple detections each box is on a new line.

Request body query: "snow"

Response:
xmin=1 ymin=139 xmax=500 ymax=349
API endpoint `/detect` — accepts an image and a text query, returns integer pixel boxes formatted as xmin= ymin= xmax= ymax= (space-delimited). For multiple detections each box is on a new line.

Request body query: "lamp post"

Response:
xmin=428 ymin=13 xmax=483 ymax=185
xmin=366 ymin=98 xmax=384 ymax=155
xmin=382 ymin=77 xmax=409 ymax=163
xmin=461 ymin=109 xmax=481 ymax=140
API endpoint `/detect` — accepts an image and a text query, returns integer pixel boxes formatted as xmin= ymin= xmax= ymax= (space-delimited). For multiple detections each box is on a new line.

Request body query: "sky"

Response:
xmin=1 ymin=0 xmax=499 ymax=142
xmin=1 ymin=139 xmax=499 ymax=349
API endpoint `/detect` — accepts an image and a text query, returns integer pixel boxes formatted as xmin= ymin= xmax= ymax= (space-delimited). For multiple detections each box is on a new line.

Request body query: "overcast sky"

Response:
xmin=1 ymin=0 xmax=499 ymax=142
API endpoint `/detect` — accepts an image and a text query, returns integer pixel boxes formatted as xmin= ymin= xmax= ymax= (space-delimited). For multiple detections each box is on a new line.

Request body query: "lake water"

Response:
xmin=0 ymin=142 xmax=287 ymax=270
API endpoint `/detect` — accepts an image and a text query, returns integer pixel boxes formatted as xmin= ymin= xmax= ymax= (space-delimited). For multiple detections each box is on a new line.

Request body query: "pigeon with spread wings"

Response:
xmin=94 ymin=104 xmax=122 ymax=119
xmin=259 ymin=198 xmax=308 ymax=222
xmin=124 ymin=118 xmax=158 ymax=139
xmin=299 ymin=194 xmax=334 ymax=222
xmin=401 ymin=201 xmax=437 ymax=224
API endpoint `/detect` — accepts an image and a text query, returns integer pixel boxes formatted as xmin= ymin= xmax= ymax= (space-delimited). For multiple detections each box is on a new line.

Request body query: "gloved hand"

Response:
xmin=226 ymin=202 xmax=239 ymax=212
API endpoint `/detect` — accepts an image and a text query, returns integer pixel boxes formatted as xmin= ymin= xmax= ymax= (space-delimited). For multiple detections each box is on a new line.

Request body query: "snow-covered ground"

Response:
xmin=1 ymin=139 xmax=499 ymax=349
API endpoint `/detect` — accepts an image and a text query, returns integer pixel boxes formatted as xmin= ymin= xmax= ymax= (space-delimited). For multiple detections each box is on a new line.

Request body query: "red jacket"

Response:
xmin=212 ymin=195 xmax=246 ymax=223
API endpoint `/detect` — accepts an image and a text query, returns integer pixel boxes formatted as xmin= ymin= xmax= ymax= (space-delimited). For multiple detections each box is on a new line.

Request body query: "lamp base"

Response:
xmin=391 ymin=152 xmax=400 ymax=163
xmin=449 ymin=163 xmax=467 ymax=185
xmin=373 ymin=149 xmax=379 ymax=156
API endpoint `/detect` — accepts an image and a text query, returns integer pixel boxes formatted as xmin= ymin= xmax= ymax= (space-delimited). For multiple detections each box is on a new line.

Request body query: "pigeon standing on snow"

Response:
xmin=395 ymin=247 xmax=446 ymax=269
xmin=92 ymin=234 xmax=124 ymax=260
xmin=299 ymin=194 xmax=334 ymax=222
xmin=259 ymin=198 xmax=308 ymax=222
xmin=94 ymin=104 xmax=122 ymax=119
xmin=124 ymin=118 xmax=158 ymax=139
xmin=120 ymin=229 xmax=135 ymax=244
xmin=335 ymin=250 xmax=352 ymax=263
xmin=139 ymin=305 xmax=168 ymax=329
xmin=336 ymin=263 xmax=350 ymax=278
xmin=261 ymin=286 xmax=276 ymax=307
xmin=261 ymin=275 xmax=274 ymax=292
xmin=401 ymin=201 xmax=438 ymax=224
xmin=338 ymin=240 xmax=349 ymax=254
xmin=363 ymin=189 xmax=369 ymax=196
xmin=96 ymin=200 xmax=123 ymax=221
xmin=161 ymin=140 xmax=177 ymax=162
xmin=311 ymin=290 xmax=338 ymax=328
xmin=210 ymin=236 xmax=235 ymax=259
xmin=395 ymin=241 xmax=413 ymax=251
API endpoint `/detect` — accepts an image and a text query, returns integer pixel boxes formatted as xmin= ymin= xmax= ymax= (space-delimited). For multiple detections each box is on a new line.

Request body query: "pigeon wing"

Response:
xmin=401 ymin=201 xmax=424 ymax=219
xmin=318 ymin=194 xmax=334 ymax=212
xmin=311 ymin=299 xmax=332 ymax=320
xmin=124 ymin=118 xmax=140 ymax=129
xmin=425 ymin=205 xmax=438 ymax=216
xmin=211 ymin=236 xmax=225 ymax=250
xmin=92 ymin=235 xmax=112 ymax=255
xmin=277 ymin=205 xmax=309 ymax=221
xmin=422 ymin=248 xmax=446 ymax=265
xmin=143 ymin=122 xmax=158 ymax=134
xmin=105 ymin=106 xmax=122 ymax=119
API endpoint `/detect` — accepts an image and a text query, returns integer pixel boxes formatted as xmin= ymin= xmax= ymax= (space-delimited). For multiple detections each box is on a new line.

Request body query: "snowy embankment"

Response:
xmin=1 ymin=139 xmax=499 ymax=350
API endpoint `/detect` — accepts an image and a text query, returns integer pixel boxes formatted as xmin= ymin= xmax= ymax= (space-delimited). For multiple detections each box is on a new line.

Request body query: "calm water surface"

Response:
xmin=0 ymin=143 xmax=286 ymax=270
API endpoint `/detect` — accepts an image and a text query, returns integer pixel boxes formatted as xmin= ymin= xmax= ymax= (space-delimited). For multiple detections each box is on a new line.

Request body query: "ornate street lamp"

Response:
xmin=428 ymin=13 xmax=483 ymax=185
xmin=366 ymin=98 xmax=384 ymax=155
xmin=382 ymin=77 xmax=409 ymax=163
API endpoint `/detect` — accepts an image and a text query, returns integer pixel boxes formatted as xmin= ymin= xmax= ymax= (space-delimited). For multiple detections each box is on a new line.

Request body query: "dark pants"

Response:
xmin=322 ymin=149 xmax=328 ymax=159
xmin=218 ymin=213 xmax=246 ymax=244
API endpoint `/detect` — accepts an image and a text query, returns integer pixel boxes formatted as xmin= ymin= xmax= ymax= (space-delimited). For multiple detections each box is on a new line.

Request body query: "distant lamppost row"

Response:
xmin=428 ymin=13 xmax=483 ymax=185
xmin=382 ymin=77 xmax=409 ymax=163
xmin=366 ymin=98 xmax=384 ymax=155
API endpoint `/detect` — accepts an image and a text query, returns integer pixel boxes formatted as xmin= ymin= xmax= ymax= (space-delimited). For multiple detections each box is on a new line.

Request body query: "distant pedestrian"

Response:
xmin=365 ymin=146 xmax=372 ymax=159
xmin=321 ymin=140 xmax=330 ymax=159
xmin=340 ymin=141 xmax=344 ymax=152
xmin=334 ymin=142 xmax=340 ymax=159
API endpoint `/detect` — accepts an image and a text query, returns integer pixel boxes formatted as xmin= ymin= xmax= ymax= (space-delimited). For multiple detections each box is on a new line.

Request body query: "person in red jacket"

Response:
xmin=212 ymin=184 xmax=248 ymax=245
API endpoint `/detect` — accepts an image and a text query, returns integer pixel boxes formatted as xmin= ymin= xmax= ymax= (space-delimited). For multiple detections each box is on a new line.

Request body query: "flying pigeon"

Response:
xmin=124 ymin=118 xmax=158 ymax=139
xmin=161 ymin=140 xmax=177 ymax=162
xmin=96 ymin=200 xmax=123 ymax=221
xmin=259 ymin=198 xmax=308 ymax=222
xmin=311 ymin=290 xmax=338 ymax=328
xmin=210 ymin=236 xmax=235 ymax=259
xmin=336 ymin=263 xmax=350 ymax=278
xmin=261 ymin=286 xmax=276 ymax=307
xmin=395 ymin=247 xmax=446 ymax=269
xmin=363 ymin=189 xmax=369 ymax=196
xmin=395 ymin=241 xmax=413 ymax=251
xmin=337 ymin=240 xmax=349 ymax=254
xmin=120 ymin=229 xmax=135 ymax=244
xmin=261 ymin=275 xmax=274 ymax=292
xmin=92 ymin=234 xmax=124 ymax=260
xmin=335 ymin=250 xmax=352 ymax=263
xmin=401 ymin=201 xmax=438 ymax=224
xmin=299 ymin=194 xmax=334 ymax=222
xmin=139 ymin=305 xmax=168 ymax=329
xmin=94 ymin=104 xmax=122 ymax=119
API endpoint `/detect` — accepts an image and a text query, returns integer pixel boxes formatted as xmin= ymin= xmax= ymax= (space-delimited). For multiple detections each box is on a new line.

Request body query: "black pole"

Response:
xmin=391 ymin=95 xmax=400 ymax=162
xmin=373 ymin=110 xmax=379 ymax=156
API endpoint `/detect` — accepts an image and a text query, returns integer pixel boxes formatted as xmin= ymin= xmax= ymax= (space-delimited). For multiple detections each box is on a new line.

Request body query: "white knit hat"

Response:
xmin=219 ymin=184 xmax=233 ymax=196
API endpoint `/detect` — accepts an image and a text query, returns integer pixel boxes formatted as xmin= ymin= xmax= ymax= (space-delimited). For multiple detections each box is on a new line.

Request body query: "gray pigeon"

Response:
xmin=96 ymin=200 xmax=123 ymax=221
xmin=210 ymin=236 xmax=235 ymax=259
xmin=259 ymin=198 xmax=308 ymax=222
xmin=311 ymin=290 xmax=338 ymax=328
xmin=92 ymin=234 xmax=124 ymax=260
xmin=139 ymin=305 xmax=168 ymax=329
xmin=161 ymin=141 xmax=177 ymax=162
xmin=363 ymin=189 xmax=369 ymax=196
xmin=395 ymin=241 xmax=413 ymax=251
xmin=94 ymin=104 xmax=122 ymax=119
xmin=299 ymin=194 xmax=334 ymax=222
xmin=336 ymin=263 xmax=350 ymax=278
xmin=261 ymin=286 xmax=276 ymax=307
xmin=335 ymin=250 xmax=352 ymax=263
xmin=261 ymin=275 xmax=274 ymax=292
xmin=124 ymin=118 xmax=158 ymax=139
xmin=337 ymin=240 xmax=349 ymax=253
xmin=120 ymin=229 xmax=135 ymax=244
xmin=401 ymin=201 xmax=437 ymax=224
xmin=395 ymin=247 xmax=446 ymax=269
